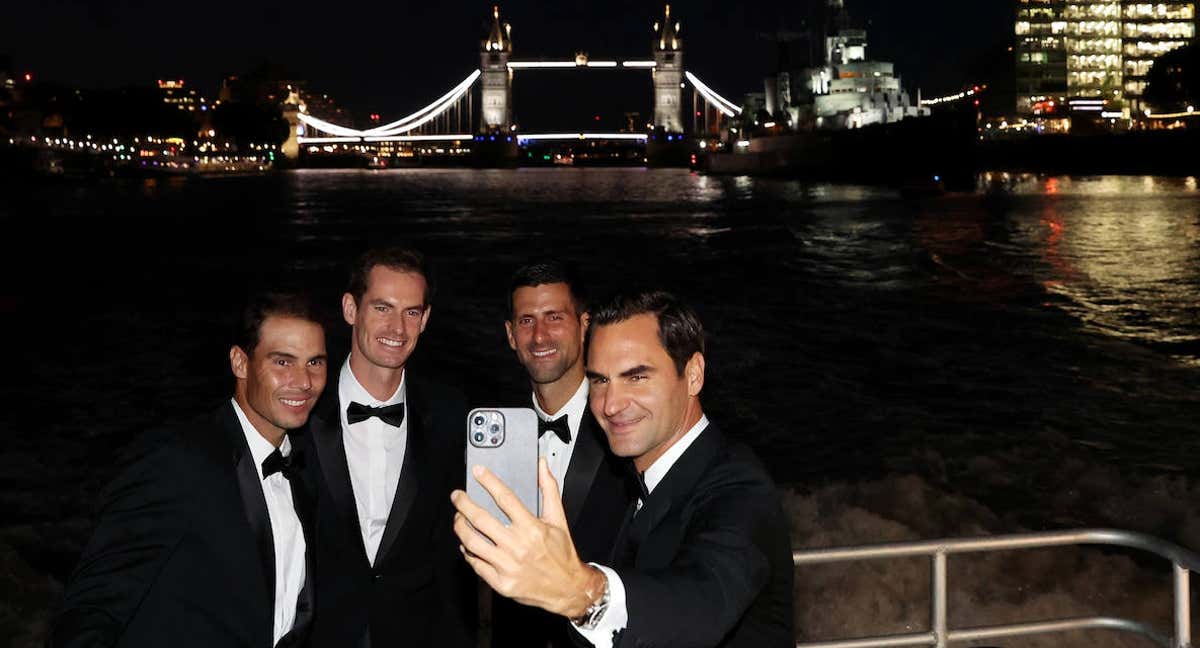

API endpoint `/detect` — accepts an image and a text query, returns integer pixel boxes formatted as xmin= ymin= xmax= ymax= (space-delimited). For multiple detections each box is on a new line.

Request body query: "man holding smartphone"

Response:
xmin=299 ymin=247 xmax=473 ymax=648
xmin=453 ymin=290 xmax=794 ymax=648
xmin=491 ymin=260 xmax=633 ymax=647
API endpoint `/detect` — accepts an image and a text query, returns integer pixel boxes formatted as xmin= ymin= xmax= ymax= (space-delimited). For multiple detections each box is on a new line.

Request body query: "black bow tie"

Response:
xmin=346 ymin=401 xmax=406 ymax=427
xmin=538 ymin=415 xmax=571 ymax=444
xmin=262 ymin=447 xmax=303 ymax=481
xmin=626 ymin=462 xmax=650 ymax=502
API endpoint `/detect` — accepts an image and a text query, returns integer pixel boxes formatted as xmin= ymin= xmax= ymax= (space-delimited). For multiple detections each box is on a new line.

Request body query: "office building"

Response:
xmin=1016 ymin=0 xmax=1195 ymax=115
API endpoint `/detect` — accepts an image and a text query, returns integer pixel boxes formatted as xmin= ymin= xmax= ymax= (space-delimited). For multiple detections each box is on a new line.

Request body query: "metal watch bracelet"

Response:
xmin=571 ymin=570 xmax=611 ymax=630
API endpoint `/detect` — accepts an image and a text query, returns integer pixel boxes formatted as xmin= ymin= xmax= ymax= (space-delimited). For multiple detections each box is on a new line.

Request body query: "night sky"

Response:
xmin=4 ymin=0 xmax=1014 ymax=126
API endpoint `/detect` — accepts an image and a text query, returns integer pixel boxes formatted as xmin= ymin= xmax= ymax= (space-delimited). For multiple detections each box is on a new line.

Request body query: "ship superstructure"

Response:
xmin=765 ymin=0 xmax=930 ymax=130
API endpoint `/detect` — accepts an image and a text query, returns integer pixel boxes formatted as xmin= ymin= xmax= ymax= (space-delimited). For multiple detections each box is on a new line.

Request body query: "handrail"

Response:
xmin=791 ymin=528 xmax=1200 ymax=648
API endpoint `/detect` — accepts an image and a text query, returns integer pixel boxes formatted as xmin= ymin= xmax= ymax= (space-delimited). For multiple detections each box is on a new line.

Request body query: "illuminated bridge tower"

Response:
xmin=281 ymin=87 xmax=303 ymax=162
xmin=652 ymin=5 xmax=684 ymax=134
xmin=480 ymin=5 xmax=513 ymax=133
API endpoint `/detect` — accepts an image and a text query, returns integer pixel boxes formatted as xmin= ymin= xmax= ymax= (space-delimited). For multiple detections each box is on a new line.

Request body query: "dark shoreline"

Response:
xmin=6 ymin=126 xmax=1200 ymax=182
xmin=978 ymin=130 xmax=1200 ymax=177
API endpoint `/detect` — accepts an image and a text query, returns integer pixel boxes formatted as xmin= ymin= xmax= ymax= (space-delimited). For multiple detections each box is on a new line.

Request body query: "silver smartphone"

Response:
xmin=465 ymin=407 xmax=540 ymax=528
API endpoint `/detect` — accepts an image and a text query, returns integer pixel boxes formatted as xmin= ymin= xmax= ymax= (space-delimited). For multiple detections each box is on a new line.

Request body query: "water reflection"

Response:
xmin=1001 ymin=176 xmax=1200 ymax=359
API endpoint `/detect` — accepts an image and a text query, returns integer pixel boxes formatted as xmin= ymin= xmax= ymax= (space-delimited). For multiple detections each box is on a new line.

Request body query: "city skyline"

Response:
xmin=5 ymin=0 xmax=1014 ymax=120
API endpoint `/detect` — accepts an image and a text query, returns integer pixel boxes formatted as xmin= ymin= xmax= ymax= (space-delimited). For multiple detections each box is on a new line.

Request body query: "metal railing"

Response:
xmin=791 ymin=528 xmax=1200 ymax=648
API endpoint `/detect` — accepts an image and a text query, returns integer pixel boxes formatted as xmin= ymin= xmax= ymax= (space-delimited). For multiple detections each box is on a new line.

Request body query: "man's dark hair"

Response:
xmin=508 ymin=258 xmax=588 ymax=319
xmin=346 ymin=246 xmax=434 ymax=306
xmin=235 ymin=289 xmax=325 ymax=355
xmin=589 ymin=290 xmax=705 ymax=375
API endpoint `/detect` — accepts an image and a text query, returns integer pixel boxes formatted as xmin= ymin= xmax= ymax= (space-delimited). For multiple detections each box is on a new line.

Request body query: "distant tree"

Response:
xmin=210 ymin=101 xmax=288 ymax=147
xmin=68 ymin=87 xmax=194 ymax=139
xmin=1144 ymin=44 xmax=1200 ymax=113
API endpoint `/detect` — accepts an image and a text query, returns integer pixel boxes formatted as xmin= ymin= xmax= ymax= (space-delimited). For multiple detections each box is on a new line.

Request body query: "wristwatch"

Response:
xmin=571 ymin=570 xmax=611 ymax=631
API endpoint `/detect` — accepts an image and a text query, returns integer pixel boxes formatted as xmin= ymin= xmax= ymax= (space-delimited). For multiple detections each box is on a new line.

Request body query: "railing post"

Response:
xmin=1175 ymin=562 xmax=1191 ymax=648
xmin=933 ymin=551 xmax=948 ymax=648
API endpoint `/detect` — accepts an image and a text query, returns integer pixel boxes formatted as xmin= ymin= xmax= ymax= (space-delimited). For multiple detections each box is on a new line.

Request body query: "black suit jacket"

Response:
xmin=491 ymin=407 xmax=635 ymax=648
xmin=302 ymin=372 xmax=473 ymax=648
xmin=51 ymin=402 xmax=315 ymax=648
xmin=606 ymin=423 xmax=794 ymax=648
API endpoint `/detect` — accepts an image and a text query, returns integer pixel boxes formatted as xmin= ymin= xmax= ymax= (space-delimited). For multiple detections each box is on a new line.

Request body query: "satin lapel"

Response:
xmin=374 ymin=381 xmax=424 ymax=566
xmin=628 ymin=483 xmax=672 ymax=550
xmin=284 ymin=427 xmax=316 ymax=642
xmin=629 ymin=424 xmax=724 ymax=564
xmin=224 ymin=403 xmax=276 ymax=614
xmin=608 ymin=500 xmax=639 ymax=568
xmin=560 ymin=411 xmax=605 ymax=529
xmin=311 ymin=400 xmax=369 ymax=561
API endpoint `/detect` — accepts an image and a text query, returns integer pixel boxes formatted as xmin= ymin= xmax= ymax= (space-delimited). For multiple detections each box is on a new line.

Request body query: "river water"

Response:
xmin=1 ymin=168 xmax=1198 ymax=645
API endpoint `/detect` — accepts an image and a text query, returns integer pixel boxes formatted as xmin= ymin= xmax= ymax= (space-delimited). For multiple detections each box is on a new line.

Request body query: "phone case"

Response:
xmin=465 ymin=407 xmax=540 ymax=528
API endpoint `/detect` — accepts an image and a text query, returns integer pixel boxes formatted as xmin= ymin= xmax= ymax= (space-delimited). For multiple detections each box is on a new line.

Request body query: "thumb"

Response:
xmin=538 ymin=457 xmax=568 ymax=529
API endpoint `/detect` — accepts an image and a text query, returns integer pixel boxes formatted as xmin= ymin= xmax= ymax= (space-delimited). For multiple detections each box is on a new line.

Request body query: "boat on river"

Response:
xmin=705 ymin=0 xmax=976 ymax=188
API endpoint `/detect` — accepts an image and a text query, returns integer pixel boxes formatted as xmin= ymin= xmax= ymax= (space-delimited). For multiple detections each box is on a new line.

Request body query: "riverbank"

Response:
xmin=705 ymin=121 xmax=1200 ymax=185
xmin=978 ymin=130 xmax=1200 ymax=176
xmin=8 ymin=126 xmax=1200 ymax=180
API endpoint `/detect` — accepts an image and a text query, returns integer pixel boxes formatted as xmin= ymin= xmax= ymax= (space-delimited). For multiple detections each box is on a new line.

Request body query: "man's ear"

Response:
xmin=505 ymin=320 xmax=518 ymax=351
xmin=579 ymin=312 xmax=590 ymax=341
xmin=419 ymin=306 xmax=432 ymax=332
xmin=685 ymin=352 xmax=705 ymax=397
xmin=341 ymin=293 xmax=357 ymax=327
xmin=230 ymin=345 xmax=249 ymax=380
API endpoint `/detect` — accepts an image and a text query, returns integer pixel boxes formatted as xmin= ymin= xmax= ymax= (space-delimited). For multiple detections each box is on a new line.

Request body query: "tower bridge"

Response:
xmin=291 ymin=4 xmax=742 ymax=166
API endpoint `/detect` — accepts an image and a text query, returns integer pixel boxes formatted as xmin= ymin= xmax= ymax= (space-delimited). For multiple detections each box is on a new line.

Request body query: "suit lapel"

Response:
xmin=628 ymin=484 xmax=672 ymax=550
xmin=283 ymin=427 xmax=316 ymax=645
xmin=374 ymin=376 xmax=425 ymax=567
xmin=560 ymin=410 xmax=605 ymax=529
xmin=223 ymin=403 xmax=277 ymax=615
xmin=311 ymin=397 xmax=369 ymax=561
xmin=608 ymin=500 xmax=639 ymax=568
xmin=630 ymin=423 xmax=724 ymax=564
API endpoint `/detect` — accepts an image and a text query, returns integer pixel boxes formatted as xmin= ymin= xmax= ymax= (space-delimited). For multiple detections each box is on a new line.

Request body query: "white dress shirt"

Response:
xmin=338 ymin=359 xmax=408 ymax=566
xmin=231 ymin=399 xmax=307 ymax=646
xmin=531 ymin=378 xmax=589 ymax=495
xmin=573 ymin=415 xmax=710 ymax=648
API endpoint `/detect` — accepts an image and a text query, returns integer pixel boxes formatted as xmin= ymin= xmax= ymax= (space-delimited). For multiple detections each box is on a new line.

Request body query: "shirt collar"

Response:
xmin=339 ymin=356 xmax=406 ymax=408
xmin=531 ymin=378 xmax=589 ymax=437
xmin=230 ymin=398 xmax=293 ymax=480
xmin=642 ymin=414 xmax=709 ymax=495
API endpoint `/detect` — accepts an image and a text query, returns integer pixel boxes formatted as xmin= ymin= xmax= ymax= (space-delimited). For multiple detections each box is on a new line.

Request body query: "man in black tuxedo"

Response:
xmin=302 ymin=247 xmax=472 ymax=648
xmin=453 ymin=290 xmax=795 ymax=648
xmin=51 ymin=290 xmax=329 ymax=648
xmin=491 ymin=260 xmax=634 ymax=647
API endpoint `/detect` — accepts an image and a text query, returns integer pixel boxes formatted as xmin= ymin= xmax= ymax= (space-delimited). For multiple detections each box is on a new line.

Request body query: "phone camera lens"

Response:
xmin=490 ymin=423 xmax=500 ymax=433
xmin=473 ymin=415 xmax=485 ymax=426
xmin=473 ymin=432 xmax=484 ymax=443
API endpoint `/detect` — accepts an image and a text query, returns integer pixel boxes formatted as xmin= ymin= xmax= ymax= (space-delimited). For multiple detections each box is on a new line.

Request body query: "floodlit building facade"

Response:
xmin=1016 ymin=0 xmax=1196 ymax=116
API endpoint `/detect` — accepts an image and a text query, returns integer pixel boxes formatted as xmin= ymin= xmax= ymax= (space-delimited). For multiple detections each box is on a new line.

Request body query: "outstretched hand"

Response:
xmin=451 ymin=458 xmax=604 ymax=618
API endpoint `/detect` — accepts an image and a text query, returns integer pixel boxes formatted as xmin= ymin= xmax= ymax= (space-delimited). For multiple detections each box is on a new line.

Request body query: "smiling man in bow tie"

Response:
xmin=299 ymin=247 xmax=472 ymax=648
xmin=52 ymin=289 xmax=327 ymax=648
xmin=490 ymin=260 xmax=634 ymax=648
